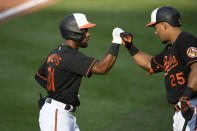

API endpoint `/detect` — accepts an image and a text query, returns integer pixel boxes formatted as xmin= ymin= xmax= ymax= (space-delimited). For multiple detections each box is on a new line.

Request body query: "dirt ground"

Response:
xmin=0 ymin=0 xmax=57 ymax=23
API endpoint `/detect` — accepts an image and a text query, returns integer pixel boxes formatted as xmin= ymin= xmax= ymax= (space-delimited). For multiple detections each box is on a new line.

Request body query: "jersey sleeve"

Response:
xmin=63 ymin=51 xmax=96 ymax=78
xmin=177 ymin=37 xmax=197 ymax=67
xmin=149 ymin=52 xmax=164 ymax=74
xmin=35 ymin=60 xmax=47 ymax=89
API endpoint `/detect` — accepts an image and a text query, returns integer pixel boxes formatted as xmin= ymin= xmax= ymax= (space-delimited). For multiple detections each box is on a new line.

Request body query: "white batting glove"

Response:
xmin=112 ymin=27 xmax=124 ymax=44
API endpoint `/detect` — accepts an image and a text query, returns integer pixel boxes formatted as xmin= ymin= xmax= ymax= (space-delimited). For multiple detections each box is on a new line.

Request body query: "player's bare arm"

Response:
xmin=132 ymin=51 xmax=152 ymax=72
xmin=91 ymin=28 xmax=124 ymax=75
xmin=92 ymin=54 xmax=116 ymax=74
xmin=178 ymin=63 xmax=197 ymax=123
xmin=188 ymin=62 xmax=197 ymax=91
xmin=120 ymin=32 xmax=152 ymax=72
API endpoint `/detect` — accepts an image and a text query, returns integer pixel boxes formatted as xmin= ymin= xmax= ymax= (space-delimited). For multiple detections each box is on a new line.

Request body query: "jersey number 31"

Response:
xmin=47 ymin=67 xmax=55 ymax=91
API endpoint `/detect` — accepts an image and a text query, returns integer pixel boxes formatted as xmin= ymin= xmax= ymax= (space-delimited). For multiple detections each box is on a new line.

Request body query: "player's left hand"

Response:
xmin=179 ymin=97 xmax=194 ymax=120
xmin=112 ymin=27 xmax=124 ymax=44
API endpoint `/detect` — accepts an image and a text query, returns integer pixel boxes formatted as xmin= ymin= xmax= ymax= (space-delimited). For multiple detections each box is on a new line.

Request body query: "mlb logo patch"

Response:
xmin=187 ymin=47 xmax=197 ymax=58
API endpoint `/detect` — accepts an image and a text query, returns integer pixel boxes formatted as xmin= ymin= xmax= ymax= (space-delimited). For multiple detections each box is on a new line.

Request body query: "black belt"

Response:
xmin=45 ymin=98 xmax=76 ymax=112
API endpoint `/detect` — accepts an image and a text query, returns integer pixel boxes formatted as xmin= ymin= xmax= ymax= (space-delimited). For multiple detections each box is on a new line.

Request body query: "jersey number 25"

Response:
xmin=170 ymin=72 xmax=185 ymax=87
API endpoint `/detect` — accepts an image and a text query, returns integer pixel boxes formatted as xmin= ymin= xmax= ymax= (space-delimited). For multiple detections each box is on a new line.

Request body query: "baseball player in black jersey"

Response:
xmin=35 ymin=13 xmax=124 ymax=131
xmin=120 ymin=6 xmax=197 ymax=131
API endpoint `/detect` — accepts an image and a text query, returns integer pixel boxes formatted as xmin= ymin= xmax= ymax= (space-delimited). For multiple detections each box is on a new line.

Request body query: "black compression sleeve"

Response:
xmin=127 ymin=46 xmax=139 ymax=56
xmin=107 ymin=43 xmax=120 ymax=57
xmin=182 ymin=87 xmax=195 ymax=99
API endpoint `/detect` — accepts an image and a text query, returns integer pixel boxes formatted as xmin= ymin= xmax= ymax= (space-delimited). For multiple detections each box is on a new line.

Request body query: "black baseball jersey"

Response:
xmin=150 ymin=32 xmax=197 ymax=104
xmin=35 ymin=45 xmax=96 ymax=106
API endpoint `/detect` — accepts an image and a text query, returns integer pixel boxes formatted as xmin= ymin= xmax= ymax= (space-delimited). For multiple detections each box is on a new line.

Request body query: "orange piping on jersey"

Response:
xmin=55 ymin=109 xmax=58 ymax=131
xmin=147 ymin=68 xmax=154 ymax=75
xmin=153 ymin=57 xmax=164 ymax=69
xmin=86 ymin=59 xmax=96 ymax=77
xmin=186 ymin=59 xmax=197 ymax=67
xmin=36 ymin=72 xmax=47 ymax=81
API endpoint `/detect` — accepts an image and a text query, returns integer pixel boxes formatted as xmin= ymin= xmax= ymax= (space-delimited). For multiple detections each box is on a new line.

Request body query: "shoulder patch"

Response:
xmin=187 ymin=47 xmax=197 ymax=58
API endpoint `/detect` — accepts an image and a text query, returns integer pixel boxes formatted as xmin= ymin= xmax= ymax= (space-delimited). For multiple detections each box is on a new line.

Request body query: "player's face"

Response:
xmin=154 ymin=22 xmax=169 ymax=44
xmin=78 ymin=28 xmax=90 ymax=48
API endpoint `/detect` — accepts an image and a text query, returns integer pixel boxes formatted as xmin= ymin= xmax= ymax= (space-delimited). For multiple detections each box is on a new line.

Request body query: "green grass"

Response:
xmin=0 ymin=0 xmax=197 ymax=130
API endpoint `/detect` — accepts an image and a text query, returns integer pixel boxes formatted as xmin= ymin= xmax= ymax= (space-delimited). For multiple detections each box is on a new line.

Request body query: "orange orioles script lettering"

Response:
xmin=164 ymin=55 xmax=178 ymax=76
xmin=47 ymin=53 xmax=62 ymax=66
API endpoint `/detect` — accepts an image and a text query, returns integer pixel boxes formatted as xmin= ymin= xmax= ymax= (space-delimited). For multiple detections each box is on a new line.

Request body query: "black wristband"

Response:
xmin=182 ymin=87 xmax=195 ymax=99
xmin=107 ymin=43 xmax=120 ymax=57
xmin=127 ymin=46 xmax=139 ymax=56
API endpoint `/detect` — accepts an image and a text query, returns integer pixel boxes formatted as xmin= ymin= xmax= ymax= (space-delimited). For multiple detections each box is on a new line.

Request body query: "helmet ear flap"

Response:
xmin=61 ymin=29 xmax=85 ymax=41
xmin=71 ymin=31 xmax=86 ymax=41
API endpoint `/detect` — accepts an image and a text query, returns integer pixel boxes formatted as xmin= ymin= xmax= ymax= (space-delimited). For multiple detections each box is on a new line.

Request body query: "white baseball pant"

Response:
xmin=39 ymin=98 xmax=80 ymax=131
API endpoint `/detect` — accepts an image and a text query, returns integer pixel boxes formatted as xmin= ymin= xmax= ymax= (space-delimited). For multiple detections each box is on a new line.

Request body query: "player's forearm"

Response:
xmin=91 ymin=27 xmax=124 ymax=75
xmin=180 ymin=62 xmax=197 ymax=104
xmin=120 ymin=32 xmax=152 ymax=72
xmin=188 ymin=63 xmax=197 ymax=91
xmin=132 ymin=51 xmax=152 ymax=72
xmin=93 ymin=54 xmax=116 ymax=74
xmin=91 ymin=43 xmax=119 ymax=74
xmin=179 ymin=63 xmax=197 ymax=119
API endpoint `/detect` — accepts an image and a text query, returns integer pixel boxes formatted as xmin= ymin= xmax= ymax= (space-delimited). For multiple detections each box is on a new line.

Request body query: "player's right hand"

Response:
xmin=112 ymin=27 xmax=124 ymax=44
xmin=120 ymin=32 xmax=133 ymax=48
xmin=179 ymin=97 xmax=194 ymax=120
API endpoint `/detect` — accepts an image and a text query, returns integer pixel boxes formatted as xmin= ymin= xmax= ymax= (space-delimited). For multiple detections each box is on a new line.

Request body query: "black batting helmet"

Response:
xmin=60 ymin=13 xmax=96 ymax=41
xmin=146 ymin=6 xmax=181 ymax=27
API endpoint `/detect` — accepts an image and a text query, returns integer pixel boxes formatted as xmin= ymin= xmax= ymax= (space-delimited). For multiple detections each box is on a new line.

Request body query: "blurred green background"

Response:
xmin=0 ymin=0 xmax=197 ymax=130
